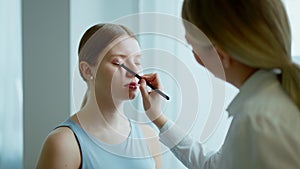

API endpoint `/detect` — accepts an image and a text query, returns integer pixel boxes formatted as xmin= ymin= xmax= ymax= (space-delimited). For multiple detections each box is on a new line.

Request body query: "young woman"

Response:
xmin=37 ymin=24 xmax=162 ymax=169
xmin=139 ymin=0 xmax=300 ymax=168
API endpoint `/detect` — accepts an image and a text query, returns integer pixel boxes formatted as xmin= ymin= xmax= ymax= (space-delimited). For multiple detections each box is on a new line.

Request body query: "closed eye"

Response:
xmin=134 ymin=57 xmax=141 ymax=66
xmin=112 ymin=58 xmax=123 ymax=65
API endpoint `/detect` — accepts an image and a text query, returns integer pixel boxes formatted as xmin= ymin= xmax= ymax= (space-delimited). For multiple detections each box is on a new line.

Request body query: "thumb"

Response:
xmin=139 ymin=79 xmax=150 ymax=110
xmin=139 ymin=79 xmax=148 ymax=98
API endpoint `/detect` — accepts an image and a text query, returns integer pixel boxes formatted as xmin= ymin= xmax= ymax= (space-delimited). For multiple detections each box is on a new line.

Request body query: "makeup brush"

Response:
xmin=119 ymin=63 xmax=170 ymax=100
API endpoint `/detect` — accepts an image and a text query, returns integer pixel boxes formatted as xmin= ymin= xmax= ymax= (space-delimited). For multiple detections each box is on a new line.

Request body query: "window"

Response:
xmin=0 ymin=0 xmax=23 ymax=168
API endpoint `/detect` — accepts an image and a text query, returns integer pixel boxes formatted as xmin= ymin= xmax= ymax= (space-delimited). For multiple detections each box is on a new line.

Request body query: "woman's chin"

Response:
xmin=128 ymin=91 xmax=138 ymax=100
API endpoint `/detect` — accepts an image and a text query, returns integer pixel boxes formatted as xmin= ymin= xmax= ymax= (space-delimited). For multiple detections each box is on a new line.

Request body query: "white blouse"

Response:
xmin=159 ymin=69 xmax=300 ymax=169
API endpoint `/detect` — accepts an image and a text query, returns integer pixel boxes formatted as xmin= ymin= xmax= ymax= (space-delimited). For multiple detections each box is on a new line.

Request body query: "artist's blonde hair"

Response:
xmin=182 ymin=0 xmax=300 ymax=110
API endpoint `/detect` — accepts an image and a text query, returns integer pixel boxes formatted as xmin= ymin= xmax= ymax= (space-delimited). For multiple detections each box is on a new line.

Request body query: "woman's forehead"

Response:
xmin=107 ymin=38 xmax=141 ymax=57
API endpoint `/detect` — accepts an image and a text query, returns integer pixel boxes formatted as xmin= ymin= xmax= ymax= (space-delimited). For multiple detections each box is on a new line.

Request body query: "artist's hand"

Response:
xmin=139 ymin=73 xmax=168 ymax=129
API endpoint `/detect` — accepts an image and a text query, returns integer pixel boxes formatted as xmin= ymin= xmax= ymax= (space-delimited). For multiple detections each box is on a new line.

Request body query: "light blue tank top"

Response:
xmin=56 ymin=118 xmax=156 ymax=169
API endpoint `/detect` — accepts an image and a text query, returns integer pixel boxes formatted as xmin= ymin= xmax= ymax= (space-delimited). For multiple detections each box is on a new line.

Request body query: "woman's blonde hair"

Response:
xmin=182 ymin=0 xmax=300 ymax=110
xmin=78 ymin=23 xmax=136 ymax=108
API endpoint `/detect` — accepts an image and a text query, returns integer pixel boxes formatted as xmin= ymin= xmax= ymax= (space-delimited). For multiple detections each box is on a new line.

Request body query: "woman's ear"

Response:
xmin=215 ymin=46 xmax=232 ymax=69
xmin=79 ymin=61 xmax=94 ymax=81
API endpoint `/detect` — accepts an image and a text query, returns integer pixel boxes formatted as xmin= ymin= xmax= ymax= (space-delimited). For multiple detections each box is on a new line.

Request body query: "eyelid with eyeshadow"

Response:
xmin=112 ymin=58 xmax=123 ymax=65
xmin=112 ymin=56 xmax=141 ymax=65
xmin=134 ymin=61 xmax=141 ymax=66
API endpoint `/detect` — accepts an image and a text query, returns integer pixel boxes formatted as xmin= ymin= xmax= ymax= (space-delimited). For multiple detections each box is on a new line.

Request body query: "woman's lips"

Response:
xmin=125 ymin=82 xmax=138 ymax=89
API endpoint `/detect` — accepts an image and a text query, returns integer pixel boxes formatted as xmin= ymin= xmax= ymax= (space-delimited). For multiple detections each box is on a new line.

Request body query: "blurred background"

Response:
xmin=1 ymin=0 xmax=299 ymax=168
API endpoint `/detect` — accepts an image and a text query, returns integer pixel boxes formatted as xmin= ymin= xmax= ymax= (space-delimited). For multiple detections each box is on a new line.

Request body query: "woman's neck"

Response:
xmin=75 ymin=89 xmax=127 ymax=130
xmin=73 ymin=90 xmax=131 ymax=144
xmin=226 ymin=60 xmax=258 ymax=89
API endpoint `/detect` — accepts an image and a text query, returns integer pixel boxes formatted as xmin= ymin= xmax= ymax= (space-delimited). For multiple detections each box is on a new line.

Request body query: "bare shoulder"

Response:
xmin=44 ymin=127 xmax=79 ymax=154
xmin=36 ymin=127 xmax=81 ymax=169
xmin=139 ymin=124 xmax=162 ymax=169
xmin=139 ymin=124 xmax=158 ymax=138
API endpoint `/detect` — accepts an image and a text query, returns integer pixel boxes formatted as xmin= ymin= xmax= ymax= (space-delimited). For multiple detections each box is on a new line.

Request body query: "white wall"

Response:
xmin=283 ymin=0 xmax=300 ymax=57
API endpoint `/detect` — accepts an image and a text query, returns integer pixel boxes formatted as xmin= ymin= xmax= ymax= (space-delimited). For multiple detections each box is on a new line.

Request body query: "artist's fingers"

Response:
xmin=150 ymin=73 xmax=163 ymax=89
xmin=140 ymin=73 xmax=163 ymax=90
xmin=141 ymin=73 xmax=155 ymax=82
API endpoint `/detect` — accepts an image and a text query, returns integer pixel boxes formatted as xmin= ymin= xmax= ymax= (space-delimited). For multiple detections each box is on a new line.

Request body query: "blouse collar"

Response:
xmin=226 ymin=69 xmax=279 ymax=116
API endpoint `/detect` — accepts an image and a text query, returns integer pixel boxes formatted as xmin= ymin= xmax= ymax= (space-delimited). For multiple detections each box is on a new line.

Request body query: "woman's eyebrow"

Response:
xmin=134 ymin=54 xmax=141 ymax=59
xmin=110 ymin=53 xmax=141 ymax=58
xmin=110 ymin=54 xmax=127 ymax=58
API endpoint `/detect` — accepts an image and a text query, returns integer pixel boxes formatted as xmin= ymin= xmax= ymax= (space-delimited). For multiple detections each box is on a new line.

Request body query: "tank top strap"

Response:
xmin=55 ymin=117 xmax=87 ymax=147
xmin=55 ymin=117 xmax=155 ymax=169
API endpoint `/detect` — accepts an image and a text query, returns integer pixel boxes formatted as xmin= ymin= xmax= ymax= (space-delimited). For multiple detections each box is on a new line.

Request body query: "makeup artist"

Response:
xmin=37 ymin=24 xmax=162 ymax=169
xmin=139 ymin=0 xmax=300 ymax=168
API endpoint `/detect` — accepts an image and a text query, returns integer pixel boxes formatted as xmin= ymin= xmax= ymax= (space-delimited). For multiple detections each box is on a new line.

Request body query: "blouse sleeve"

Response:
xmin=159 ymin=120 xmax=222 ymax=169
xmin=231 ymin=113 xmax=300 ymax=169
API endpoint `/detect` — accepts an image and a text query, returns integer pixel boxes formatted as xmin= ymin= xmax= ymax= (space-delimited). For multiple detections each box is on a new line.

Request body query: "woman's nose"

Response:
xmin=125 ymin=63 xmax=140 ymax=77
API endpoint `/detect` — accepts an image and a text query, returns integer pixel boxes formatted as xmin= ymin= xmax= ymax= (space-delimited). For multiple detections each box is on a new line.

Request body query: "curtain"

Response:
xmin=0 ymin=0 xmax=23 ymax=168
